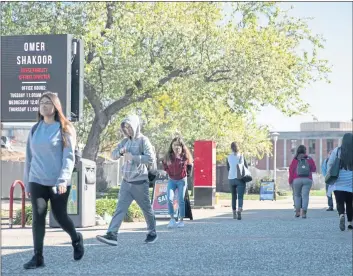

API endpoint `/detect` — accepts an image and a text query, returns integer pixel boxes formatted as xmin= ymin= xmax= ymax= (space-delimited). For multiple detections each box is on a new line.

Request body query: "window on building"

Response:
xmin=327 ymin=139 xmax=334 ymax=153
xmin=291 ymin=140 xmax=297 ymax=155
xmin=309 ymin=139 xmax=316 ymax=154
xmin=330 ymin=122 xmax=339 ymax=128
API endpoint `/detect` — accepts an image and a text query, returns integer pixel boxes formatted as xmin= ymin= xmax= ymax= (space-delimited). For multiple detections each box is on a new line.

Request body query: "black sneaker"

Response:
xmin=96 ymin=232 xmax=118 ymax=246
xmin=339 ymin=215 xmax=345 ymax=231
xmin=237 ymin=211 xmax=242 ymax=220
xmin=348 ymin=225 xmax=353 ymax=230
xmin=72 ymin=232 xmax=84 ymax=260
xmin=326 ymin=207 xmax=334 ymax=211
xmin=23 ymin=254 xmax=45 ymax=269
xmin=144 ymin=233 xmax=158 ymax=244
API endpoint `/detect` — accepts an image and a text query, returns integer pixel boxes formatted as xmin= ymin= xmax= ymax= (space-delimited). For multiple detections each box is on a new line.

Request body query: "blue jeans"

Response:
xmin=229 ymin=179 xmax=246 ymax=210
xmin=326 ymin=183 xmax=333 ymax=208
xmin=167 ymin=178 xmax=187 ymax=218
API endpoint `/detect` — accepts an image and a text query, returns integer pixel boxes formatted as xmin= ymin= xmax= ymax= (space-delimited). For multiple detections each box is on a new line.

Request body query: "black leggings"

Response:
xmin=334 ymin=190 xmax=353 ymax=222
xmin=30 ymin=182 xmax=78 ymax=254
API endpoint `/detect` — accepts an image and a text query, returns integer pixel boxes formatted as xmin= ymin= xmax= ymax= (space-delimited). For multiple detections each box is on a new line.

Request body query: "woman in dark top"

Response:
xmin=163 ymin=137 xmax=193 ymax=228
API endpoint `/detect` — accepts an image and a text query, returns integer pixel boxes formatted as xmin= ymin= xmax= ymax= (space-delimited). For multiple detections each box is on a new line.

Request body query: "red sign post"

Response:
xmin=193 ymin=140 xmax=216 ymax=207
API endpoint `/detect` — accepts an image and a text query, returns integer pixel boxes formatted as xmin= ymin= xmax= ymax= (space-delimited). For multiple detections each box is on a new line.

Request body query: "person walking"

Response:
xmin=289 ymin=145 xmax=317 ymax=218
xmin=322 ymin=150 xmax=334 ymax=211
xmin=162 ymin=137 xmax=193 ymax=228
xmin=96 ymin=114 xmax=158 ymax=245
xmin=327 ymin=133 xmax=353 ymax=231
xmin=226 ymin=142 xmax=246 ymax=220
xmin=23 ymin=92 xmax=84 ymax=269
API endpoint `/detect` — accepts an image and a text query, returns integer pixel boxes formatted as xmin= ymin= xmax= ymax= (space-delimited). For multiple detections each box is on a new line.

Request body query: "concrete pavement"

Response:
xmin=1 ymin=196 xmax=352 ymax=276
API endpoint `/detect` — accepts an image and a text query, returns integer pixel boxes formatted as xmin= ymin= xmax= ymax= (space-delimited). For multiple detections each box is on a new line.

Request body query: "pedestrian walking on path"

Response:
xmin=289 ymin=145 xmax=317 ymax=218
xmin=163 ymin=137 xmax=193 ymax=228
xmin=327 ymin=133 xmax=353 ymax=231
xmin=96 ymin=114 xmax=158 ymax=245
xmin=226 ymin=142 xmax=247 ymax=220
xmin=23 ymin=92 xmax=84 ymax=269
xmin=322 ymin=150 xmax=334 ymax=211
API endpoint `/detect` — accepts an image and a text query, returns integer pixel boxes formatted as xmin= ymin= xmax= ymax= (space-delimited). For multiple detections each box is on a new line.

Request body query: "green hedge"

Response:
xmin=14 ymin=198 xmax=144 ymax=225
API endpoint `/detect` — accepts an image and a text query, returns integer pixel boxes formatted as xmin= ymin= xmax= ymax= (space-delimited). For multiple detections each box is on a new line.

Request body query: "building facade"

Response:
xmin=256 ymin=121 xmax=352 ymax=173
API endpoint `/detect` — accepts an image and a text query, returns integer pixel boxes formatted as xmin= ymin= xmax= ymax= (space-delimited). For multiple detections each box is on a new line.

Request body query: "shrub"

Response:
xmin=247 ymin=180 xmax=261 ymax=194
xmin=95 ymin=198 xmax=144 ymax=222
xmin=14 ymin=198 xmax=144 ymax=225
xmin=14 ymin=203 xmax=52 ymax=225
xmin=276 ymin=190 xmax=289 ymax=196
xmin=14 ymin=205 xmax=33 ymax=225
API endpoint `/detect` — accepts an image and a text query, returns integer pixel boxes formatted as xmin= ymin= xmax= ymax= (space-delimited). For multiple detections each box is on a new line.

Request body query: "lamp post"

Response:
xmin=271 ymin=132 xmax=280 ymax=200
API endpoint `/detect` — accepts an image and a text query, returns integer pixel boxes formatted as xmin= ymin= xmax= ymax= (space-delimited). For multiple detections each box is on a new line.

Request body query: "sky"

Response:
xmin=255 ymin=2 xmax=352 ymax=131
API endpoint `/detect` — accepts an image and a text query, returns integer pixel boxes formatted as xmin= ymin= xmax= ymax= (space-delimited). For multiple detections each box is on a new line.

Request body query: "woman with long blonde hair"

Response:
xmin=23 ymin=92 xmax=84 ymax=269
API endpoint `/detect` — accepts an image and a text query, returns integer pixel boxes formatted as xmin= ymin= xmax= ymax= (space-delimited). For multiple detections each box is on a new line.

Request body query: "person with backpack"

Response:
xmin=162 ymin=137 xmax=193 ymax=228
xmin=96 ymin=114 xmax=158 ymax=245
xmin=23 ymin=92 xmax=84 ymax=269
xmin=321 ymin=150 xmax=334 ymax=211
xmin=326 ymin=133 xmax=353 ymax=231
xmin=289 ymin=145 xmax=317 ymax=218
xmin=226 ymin=142 xmax=247 ymax=220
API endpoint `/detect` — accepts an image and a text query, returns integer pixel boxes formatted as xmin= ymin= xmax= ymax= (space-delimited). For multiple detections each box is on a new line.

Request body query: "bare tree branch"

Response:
xmin=205 ymin=69 xmax=231 ymax=82
xmin=86 ymin=2 xmax=115 ymax=65
xmin=84 ymin=81 xmax=104 ymax=114
xmin=104 ymin=67 xmax=190 ymax=118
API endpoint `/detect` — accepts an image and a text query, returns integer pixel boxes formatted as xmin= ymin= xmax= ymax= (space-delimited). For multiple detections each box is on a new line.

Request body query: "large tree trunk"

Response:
xmin=82 ymin=113 xmax=109 ymax=161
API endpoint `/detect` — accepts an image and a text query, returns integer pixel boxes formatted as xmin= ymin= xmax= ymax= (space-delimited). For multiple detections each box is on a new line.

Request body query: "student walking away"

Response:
xmin=23 ymin=92 xmax=84 ymax=269
xmin=162 ymin=137 xmax=193 ymax=228
xmin=322 ymin=150 xmax=334 ymax=211
xmin=289 ymin=145 xmax=316 ymax=218
xmin=96 ymin=114 xmax=158 ymax=245
xmin=327 ymin=133 xmax=353 ymax=231
xmin=226 ymin=142 xmax=247 ymax=220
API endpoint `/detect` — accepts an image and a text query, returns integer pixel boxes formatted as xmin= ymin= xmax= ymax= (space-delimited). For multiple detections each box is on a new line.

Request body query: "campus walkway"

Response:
xmin=2 ymin=196 xmax=352 ymax=276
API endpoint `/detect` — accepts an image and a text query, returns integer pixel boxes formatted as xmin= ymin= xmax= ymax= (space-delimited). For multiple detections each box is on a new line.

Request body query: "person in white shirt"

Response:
xmin=226 ymin=142 xmax=246 ymax=220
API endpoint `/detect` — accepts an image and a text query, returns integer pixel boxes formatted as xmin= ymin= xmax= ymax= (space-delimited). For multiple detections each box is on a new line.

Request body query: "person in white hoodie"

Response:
xmin=226 ymin=142 xmax=246 ymax=220
xmin=327 ymin=133 xmax=353 ymax=231
xmin=96 ymin=114 xmax=158 ymax=245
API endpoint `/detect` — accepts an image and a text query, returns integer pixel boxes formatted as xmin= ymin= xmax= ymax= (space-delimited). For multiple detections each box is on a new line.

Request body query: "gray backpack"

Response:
xmin=297 ymin=158 xmax=310 ymax=177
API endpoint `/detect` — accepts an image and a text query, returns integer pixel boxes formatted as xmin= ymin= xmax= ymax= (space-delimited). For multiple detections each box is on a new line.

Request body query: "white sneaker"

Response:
xmin=177 ymin=221 xmax=185 ymax=228
xmin=167 ymin=219 xmax=176 ymax=229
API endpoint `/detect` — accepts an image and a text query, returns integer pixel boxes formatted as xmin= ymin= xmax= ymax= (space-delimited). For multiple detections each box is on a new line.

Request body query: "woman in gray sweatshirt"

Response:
xmin=23 ymin=92 xmax=84 ymax=269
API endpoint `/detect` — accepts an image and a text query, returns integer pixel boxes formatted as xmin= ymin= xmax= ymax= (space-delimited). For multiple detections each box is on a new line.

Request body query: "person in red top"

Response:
xmin=163 ymin=137 xmax=193 ymax=228
xmin=289 ymin=145 xmax=316 ymax=218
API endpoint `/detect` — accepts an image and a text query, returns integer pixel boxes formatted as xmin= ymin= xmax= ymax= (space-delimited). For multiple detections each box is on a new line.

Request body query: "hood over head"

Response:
xmin=121 ymin=114 xmax=141 ymax=139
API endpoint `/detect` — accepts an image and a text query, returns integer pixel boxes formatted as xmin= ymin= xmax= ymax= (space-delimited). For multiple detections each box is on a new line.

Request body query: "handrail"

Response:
xmin=9 ymin=180 xmax=26 ymax=228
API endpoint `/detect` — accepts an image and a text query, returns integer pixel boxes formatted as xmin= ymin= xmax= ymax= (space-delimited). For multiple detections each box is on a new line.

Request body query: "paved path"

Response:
xmin=2 ymin=197 xmax=352 ymax=276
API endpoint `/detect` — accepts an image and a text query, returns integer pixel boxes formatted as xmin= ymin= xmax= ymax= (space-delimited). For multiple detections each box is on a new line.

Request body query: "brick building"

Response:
xmin=256 ymin=121 xmax=352 ymax=173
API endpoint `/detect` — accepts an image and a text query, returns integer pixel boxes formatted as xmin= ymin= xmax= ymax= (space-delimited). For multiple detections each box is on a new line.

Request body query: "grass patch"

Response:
xmin=1 ymin=209 xmax=9 ymax=218
xmin=310 ymin=189 xmax=326 ymax=196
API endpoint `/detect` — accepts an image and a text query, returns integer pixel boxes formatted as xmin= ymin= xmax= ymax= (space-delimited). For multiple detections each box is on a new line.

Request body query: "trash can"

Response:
xmin=49 ymin=158 xmax=96 ymax=228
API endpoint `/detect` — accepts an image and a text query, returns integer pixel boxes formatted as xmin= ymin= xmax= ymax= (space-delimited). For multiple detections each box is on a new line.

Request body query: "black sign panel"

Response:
xmin=1 ymin=35 xmax=72 ymax=122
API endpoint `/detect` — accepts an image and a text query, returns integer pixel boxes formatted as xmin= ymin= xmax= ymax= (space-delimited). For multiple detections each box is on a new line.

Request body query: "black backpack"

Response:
xmin=31 ymin=122 xmax=81 ymax=169
xmin=296 ymin=157 xmax=310 ymax=177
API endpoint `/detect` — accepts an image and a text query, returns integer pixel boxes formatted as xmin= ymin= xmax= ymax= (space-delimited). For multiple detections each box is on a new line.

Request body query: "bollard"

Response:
xmin=215 ymin=192 xmax=219 ymax=205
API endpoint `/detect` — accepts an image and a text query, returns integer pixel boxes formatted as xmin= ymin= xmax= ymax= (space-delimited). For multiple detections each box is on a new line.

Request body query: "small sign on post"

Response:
xmin=260 ymin=180 xmax=275 ymax=201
